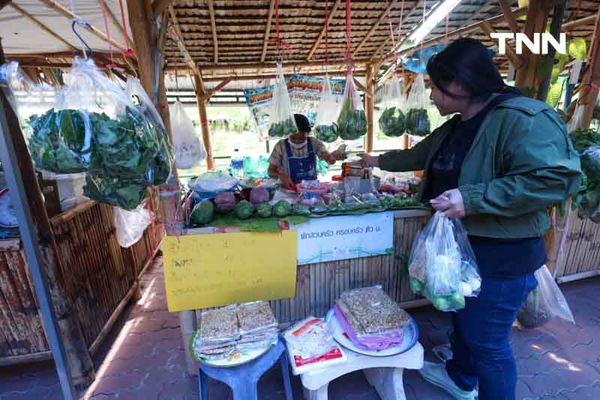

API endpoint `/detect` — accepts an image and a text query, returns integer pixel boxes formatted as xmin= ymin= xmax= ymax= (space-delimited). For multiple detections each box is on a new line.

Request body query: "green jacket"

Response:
xmin=379 ymin=97 xmax=582 ymax=238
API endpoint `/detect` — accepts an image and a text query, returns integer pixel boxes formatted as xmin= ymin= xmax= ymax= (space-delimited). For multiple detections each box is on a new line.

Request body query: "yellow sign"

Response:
xmin=162 ymin=231 xmax=297 ymax=312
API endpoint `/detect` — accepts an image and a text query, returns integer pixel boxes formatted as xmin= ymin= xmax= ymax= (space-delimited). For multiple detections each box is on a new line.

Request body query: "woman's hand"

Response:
xmin=356 ymin=153 xmax=379 ymax=168
xmin=280 ymin=174 xmax=295 ymax=190
xmin=430 ymin=189 xmax=465 ymax=218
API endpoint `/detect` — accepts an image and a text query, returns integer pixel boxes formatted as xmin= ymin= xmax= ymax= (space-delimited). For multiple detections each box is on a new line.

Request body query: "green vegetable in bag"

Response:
xmin=268 ymin=117 xmax=297 ymax=138
xmin=379 ymin=107 xmax=406 ymax=137
xmin=338 ymin=99 xmax=367 ymax=140
xmin=405 ymin=108 xmax=431 ymax=136
xmin=315 ymin=123 xmax=339 ymax=143
xmin=83 ymin=174 xmax=148 ymax=211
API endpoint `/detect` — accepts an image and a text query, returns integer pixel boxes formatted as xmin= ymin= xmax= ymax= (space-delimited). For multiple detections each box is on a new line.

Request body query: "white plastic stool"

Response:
xmin=299 ymin=342 xmax=424 ymax=400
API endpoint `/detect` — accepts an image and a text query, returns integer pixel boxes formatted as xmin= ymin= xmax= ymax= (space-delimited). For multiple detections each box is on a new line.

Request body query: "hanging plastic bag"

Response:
xmin=113 ymin=205 xmax=152 ymax=248
xmin=268 ymin=62 xmax=298 ymax=138
xmin=517 ymin=265 xmax=575 ymax=328
xmin=337 ymin=70 xmax=367 ymax=140
xmin=169 ymin=101 xmax=206 ymax=169
xmin=405 ymin=74 xmax=431 ymax=137
xmin=314 ymin=74 xmax=340 ymax=143
xmin=408 ymin=212 xmax=481 ymax=312
xmin=378 ymin=74 xmax=406 ymax=137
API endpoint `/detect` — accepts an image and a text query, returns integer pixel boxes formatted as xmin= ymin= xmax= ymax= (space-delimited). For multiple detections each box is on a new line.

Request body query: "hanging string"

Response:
xmin=344 ymin=0 xmax=352 ymax=68
xmin=386 ymin=0 xmax=397 ymax=74
xmin=396 ymin=0 xmax=406 ymax=77
xmin=117 ymin=0 xmax=135 ymax=58
xmin=444 ymin=13 xmax=449 ymax=46
xmin=419 ymin=0 xmax=426 ymax=64
xmin=99 ymin=0 xmax=116 ymax=68
xmin=273 ymin=0 xmax=291 ymax=59
xmin=324 ymin=0 xmax=329 ymax=71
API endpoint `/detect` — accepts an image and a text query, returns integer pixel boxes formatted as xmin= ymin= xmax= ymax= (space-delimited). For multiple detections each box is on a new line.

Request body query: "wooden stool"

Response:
xmin=299 ymin=342 xmax=423 ymax=400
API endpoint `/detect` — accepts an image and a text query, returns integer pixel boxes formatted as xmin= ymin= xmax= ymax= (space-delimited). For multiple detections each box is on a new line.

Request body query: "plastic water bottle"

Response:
xmin=230 ymin=148 xmax=244 ymax=178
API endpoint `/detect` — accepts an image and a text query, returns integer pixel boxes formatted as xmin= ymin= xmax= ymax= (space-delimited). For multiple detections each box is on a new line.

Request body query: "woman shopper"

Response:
xmin=359 ymin=38 xmax=581 ymax=400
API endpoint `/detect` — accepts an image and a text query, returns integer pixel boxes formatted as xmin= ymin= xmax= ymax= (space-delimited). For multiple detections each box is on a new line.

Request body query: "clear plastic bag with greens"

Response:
xmin=517 ymin=265 xmax=575 ymax=328
xmin=408 ymin=212 xmax=481 ymax=312
xmin=337 ymin=71 xmax=367 ymax=140
xmin=378 ymin=75 xmax=406 ymax=137
xmin=169 ymin=100 xmax=205 ymax=169
xmin=268 ymin=62 xmax=298 ymax=139
xmin=314 ymin=74 xmax=340 ymax=143
xmin=405 ymin=74 xmax=431 ymax=137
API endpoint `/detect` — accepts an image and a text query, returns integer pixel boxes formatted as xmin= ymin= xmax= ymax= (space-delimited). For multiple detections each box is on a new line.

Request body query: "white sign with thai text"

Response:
xmin=290 ymin=212 xmax=394 ymax=265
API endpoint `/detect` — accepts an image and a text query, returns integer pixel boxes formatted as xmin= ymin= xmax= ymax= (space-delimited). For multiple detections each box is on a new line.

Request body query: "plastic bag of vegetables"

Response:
xmin=405 ymin=74 xmax=431 ymax=137
xmin=408 ymin=212 xmax=481 ymax=312
xmin=378 ymin=75 xmax=406 ymax=137
xmin=268 ymin=62 xmax=298 ymax=139
xmin=314 ymin=74 xmax=340 ymax=143
xmin=337 ymin=71 xmax=367 ymax=140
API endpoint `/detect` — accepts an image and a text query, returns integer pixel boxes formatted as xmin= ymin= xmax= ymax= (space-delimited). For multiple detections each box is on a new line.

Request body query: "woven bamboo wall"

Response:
xmin=0 ymin=240 xmax=49 ymax=357
xmin=0 ymin=201 xmax=163 ymax=363
xmin=269 ymin=211 xmax=430 ymax=324
xmin=554 ymin=212 xmax=600 ymax=279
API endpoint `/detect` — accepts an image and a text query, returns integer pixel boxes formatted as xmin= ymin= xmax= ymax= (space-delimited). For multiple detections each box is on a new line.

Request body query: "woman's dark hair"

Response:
xmin=426 ymin=38 xmax=515 ymax=100
xmin=294 ymin=113 xmax=311 ymax=133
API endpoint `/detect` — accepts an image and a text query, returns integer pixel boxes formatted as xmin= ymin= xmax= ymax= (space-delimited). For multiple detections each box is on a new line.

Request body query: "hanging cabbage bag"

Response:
xmin=405 ymin=74 xmax=431 ymax=137
xmin=408 ymin=212 xmax=481 ymax=312
xmin=268 ymin=62 xmax=298 ymax=138
xmin=378 ymin=75 xmax=406 ymax=137
xmin=314 ymin=74 xmax=340 ymax=143
xmin=169 ymin=100 xmax=206 ymax=169
xmin=337 ymin=71 xmax=366 ymax=140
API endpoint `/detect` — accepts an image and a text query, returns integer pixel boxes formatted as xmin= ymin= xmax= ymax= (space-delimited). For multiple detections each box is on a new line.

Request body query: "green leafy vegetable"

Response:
xmin=379 ymin=107 xmax=406 ymax=137
xmin=405 ymin=108 xmax=430 ymax=136
xmin=273 ymin=200 xmax=292 ymax=217
xmin=256 ymin=202 xmax=272 ymax=218
xmin=190 ymin=200 xmax=215 ymax=226
xmin=315 ymin=123 xmax=339 ymax=143
xmin=268 ymin=117 xmax=297 ymax=138
xmin=337 ymin=97 xmax=367 ymax=140
xmin=234 ymin=200 xmax=255 ymax=219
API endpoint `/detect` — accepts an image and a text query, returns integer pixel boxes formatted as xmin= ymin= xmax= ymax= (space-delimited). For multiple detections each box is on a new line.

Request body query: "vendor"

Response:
xmin=268 ymin=113 xmax=345 ymax=188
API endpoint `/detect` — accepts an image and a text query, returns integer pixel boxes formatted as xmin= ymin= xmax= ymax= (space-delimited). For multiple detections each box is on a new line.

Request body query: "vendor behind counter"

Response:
xmin=268 ymin=114 xmax=346 ymax=188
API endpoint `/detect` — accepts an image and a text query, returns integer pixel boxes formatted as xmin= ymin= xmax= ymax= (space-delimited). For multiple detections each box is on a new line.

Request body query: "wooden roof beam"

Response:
xmin=306 ymin=0 xmax=343 ymax=61
xmin=260 ymin=0 xmax=276 ymax=63
xmin=370 ymin=1 xmax=422 ymax=62
xmin=0 ymin=0 xmax=11 ymax=11
xmin=207 ymin=0 xmax=218 ymax=63
xmin=198 ymin=58 xmax=372 ymax=71
xmin=480 ymin=21 xmax=523 ymax=68
xmin=202 ymin=78 xmax=232 ymax=100
xmin=194 ymin=69 xmax=368 ymax=82
xmin=168 ymin=6 xmax=200 ymax=77
xmin=497 ymin=0 xmax=521 ymax=34
xmin=563 ymin=13 xmax=599 ymax=31
xmin=38 ymin=0 xmax=126 ymax=51
xmin=353 ymin=0 xmax=399 ymax=57
xmin=152 ymin=0 xmax=173 ymax=19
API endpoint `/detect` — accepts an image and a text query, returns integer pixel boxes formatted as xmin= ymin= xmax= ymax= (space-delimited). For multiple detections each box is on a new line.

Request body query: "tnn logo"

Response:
xmin=490 ymin=33 xmax=567 ymax=55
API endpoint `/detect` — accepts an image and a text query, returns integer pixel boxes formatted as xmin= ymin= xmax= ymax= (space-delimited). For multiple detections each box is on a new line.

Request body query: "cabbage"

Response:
xmin=249 ymin=187 xmax=270 ymax=204
xmin=190 ymin=200 xmax=214 ymax=226
xmin=379 ymin=107 xmax=406 ymax=137
xmin=214 ymin=191 xmax=237 ymax=213
xmin=234 ymin=200 xmax=255 ymax=219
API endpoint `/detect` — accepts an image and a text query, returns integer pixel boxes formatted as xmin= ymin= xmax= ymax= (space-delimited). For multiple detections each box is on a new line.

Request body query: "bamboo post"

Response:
xmin=514 ymin=0 xmax=551 ymax=94
xmin=0 ymin=43 xmax=94 ymax=394
xmin=194 ymin=73 xmax=215 ymax=170
xmin=365 ymin=64 xmax=375 ymax=152
xmin=573 ymin=10 xmax=600 ymax=129
xmin=536 ymin=1 xmax=566 ymax=102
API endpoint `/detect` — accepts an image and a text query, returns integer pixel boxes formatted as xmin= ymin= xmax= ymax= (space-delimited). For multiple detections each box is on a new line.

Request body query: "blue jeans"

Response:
xmin=446 ymin=273 xmax=537 ymax=400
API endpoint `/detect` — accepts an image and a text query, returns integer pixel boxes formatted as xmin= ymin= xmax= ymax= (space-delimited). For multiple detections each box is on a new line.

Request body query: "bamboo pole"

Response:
xmin=194 ymin=73 xmax=215 ymax=170
xmin=365 ymin=64 xmax=375 ymax=152
xmin=576 ymin=10 xmax=600 ymax=129
xmin=353 ymin=0 xmax=400 ymax=57
xmin=306 ymin=0 xmax=343 ymax=60
xmin=152 ymin=0 xmax=174 ymax=18
xmin=497 ymin=0 xmax=521 ymax=34
xmin=206 ymin=0 xmax=218 ymax=63
xmin=514 ymin=0 xmax=551 ymax=93
xmin=480 ymin=21 xmax=523 ymax=69
xmin=260 ymin=0 xmax=276 ymax=63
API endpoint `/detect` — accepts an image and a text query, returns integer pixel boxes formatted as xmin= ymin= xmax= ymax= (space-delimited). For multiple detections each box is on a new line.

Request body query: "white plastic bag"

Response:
xmin=169 ymin=101 xmax=206 ymax=169
xmin=268 ymin=62 xmax=298 ymax=138
xmin=517 ymin=265 xmax=575 ymax=328
xmin=113 ymin=205 xmax=152 ymax=248
xmin=405 ymin=74 xmax=431 ymax=137
xmin=378 ymin=75 xmax=406 ymax=137
xmin=337 ymin=71 xmax=367 ymax=140
xmin=408 ymin=212 xmax=481 ymax=312
xmin=314 ymin=74 xmax=340 ymax=143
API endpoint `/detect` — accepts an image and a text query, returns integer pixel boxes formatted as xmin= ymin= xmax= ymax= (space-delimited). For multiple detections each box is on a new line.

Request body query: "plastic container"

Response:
xmin=39 ymin=170 xmax=87 ymax=211
xmin=230 ymin=148 xmax=244 ymax=179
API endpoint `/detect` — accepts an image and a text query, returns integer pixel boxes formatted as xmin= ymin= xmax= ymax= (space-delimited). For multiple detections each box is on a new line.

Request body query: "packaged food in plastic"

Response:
xmin=408 ymin=212 xmax=481 ymax=312
xmin=284 ymin=317 xmax=346 ymax=375
xmin=268 ymin=62 xmax=298 ymax=138
xmin=314 ymin=74 xmax=340 ymax=143
xmin=169 ymin=100 xmax=206 ymax=169
xmin=378 ymin=75 xmax=406 ymax=137
xmin=405 ymin=74 xmax=431 ymax=137
xmin=337 ymin=71 xmax=367 ymax=140
xmin=517 ymin=265 xmax=575 ymax=328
